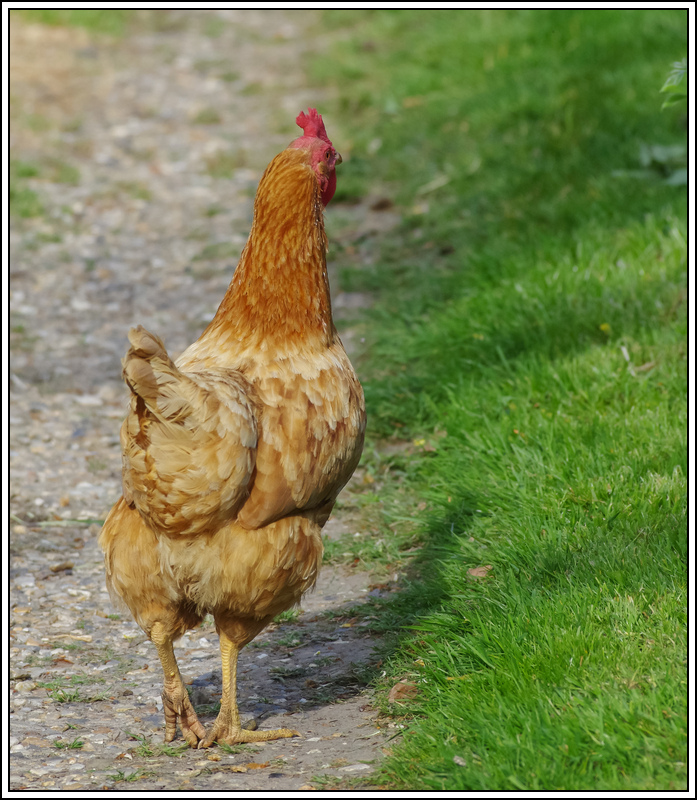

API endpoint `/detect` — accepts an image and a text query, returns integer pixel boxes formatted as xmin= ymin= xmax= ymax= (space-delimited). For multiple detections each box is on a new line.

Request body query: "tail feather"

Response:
xmin=122 ymin=326 xmax=190 ymax=421
xmin=118 ymin=325 xmax=258 ymax=537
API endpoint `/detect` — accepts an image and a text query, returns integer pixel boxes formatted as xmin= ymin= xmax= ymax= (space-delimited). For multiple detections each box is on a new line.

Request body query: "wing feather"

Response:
xmin=236 ymin=345 xmax=365 ymax=529
xmin=121 ymin=326 xmax=258 ymax=537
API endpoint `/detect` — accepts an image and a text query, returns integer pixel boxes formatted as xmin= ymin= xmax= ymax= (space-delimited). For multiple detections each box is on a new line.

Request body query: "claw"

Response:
xmin=161 ymin=686 xmax=206 ymax=748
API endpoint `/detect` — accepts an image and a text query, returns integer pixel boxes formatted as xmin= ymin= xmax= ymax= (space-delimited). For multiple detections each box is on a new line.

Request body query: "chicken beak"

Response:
xmin=335 ymin=152 xmax=343 ymax=165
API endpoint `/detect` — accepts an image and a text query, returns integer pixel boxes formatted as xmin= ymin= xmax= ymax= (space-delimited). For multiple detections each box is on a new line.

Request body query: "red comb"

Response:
xmin=296 ymin=108 xmax=333 ymax=147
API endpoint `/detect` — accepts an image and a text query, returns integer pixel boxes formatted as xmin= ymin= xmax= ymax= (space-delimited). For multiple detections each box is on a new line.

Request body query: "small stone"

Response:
xmin=23 ymin=737 xmax=53 ymax=748
xmin=29 ymin=767 xmax=51 ymax=777
xmin=50 ymin=562 xmax=74 ymax=573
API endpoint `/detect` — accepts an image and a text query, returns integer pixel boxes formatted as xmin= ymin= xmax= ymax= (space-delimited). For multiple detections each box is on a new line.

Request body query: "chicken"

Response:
xmin=98 ymin=109 xmax=366 ymax=748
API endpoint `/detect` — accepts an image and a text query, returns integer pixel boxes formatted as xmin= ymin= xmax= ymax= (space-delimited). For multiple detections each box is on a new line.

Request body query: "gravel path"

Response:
xmin=9 ymin=11 xmax=398 ymax=791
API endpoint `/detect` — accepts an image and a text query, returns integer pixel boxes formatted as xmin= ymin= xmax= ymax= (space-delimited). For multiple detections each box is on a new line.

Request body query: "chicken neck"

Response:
xmin=201 ymin=149 xmax=335 ymax=352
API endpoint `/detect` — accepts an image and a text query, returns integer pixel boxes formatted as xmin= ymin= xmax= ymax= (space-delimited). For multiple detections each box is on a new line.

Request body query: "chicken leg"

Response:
xmin=150 ymin=622 xmax=206 ymax=747
xmin=199 ymin=627 xmax=300 ymax=748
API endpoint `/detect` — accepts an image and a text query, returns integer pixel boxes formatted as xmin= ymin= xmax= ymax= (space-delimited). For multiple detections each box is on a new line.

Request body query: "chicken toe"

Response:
xmin=199 ymin=716 xmax=299 ymax=748
xmin=161 ymin=678 xmax=206 ymax=747
xmin=151 ymin=621 xmax=205 ymax=747
xmin=198 ymin=697 xmax=299 ymax=748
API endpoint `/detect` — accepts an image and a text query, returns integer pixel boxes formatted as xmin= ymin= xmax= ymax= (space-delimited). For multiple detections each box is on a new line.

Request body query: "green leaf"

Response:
xmin=664 ymin=168 xmax=687 ymax=186
xmin=662 ymin=93 xmax=687 ymax=109
xmin=660 ymin=58 xmax=687 ymax=93
xmin=660 ymin=58 xmax=687 ymax=108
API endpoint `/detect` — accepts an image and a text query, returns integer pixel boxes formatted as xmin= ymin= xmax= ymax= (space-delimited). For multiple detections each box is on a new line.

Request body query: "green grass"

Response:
xmin=38 ymin=673 xmax=109 ymax=703
xmin=10 ymin=160 xmax=43 ymax=218
xmin=192 ymin=242 xmax=241 ymax=262
xmin=9 ymin=157 xmax=80 ymax=218
xmin=205 ymin=150 xmax=247 ymax=178
xmin=54 ymin=737 xmax=84 ymax=750
xmin=192 ymin=107 xmax=223 ymax=125
xmin=274 ymin=608 xmax=301 ymax=624
xmin=126 ymin=732 xmax=189 ymax=759
xmin=317 ymin=8 xmax=687 ymax=792
xmin=12 ymin=9 xmax=132 ymax=36
xmin=275 ymin=631 xmax=303 ymax=649
xmin=115 ymin=181 xmax=153 ymax=201
xmin=107 ymin=768 xmax=155 ymax=784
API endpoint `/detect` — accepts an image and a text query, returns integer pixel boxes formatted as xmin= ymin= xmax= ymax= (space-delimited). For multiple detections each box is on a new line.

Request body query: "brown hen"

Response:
xmin=99 ymin=109 xmax=365 ymax=748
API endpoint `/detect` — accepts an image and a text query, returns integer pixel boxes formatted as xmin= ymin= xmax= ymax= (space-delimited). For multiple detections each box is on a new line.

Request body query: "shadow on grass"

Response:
xmin=346 ymin=461 xmax=686 ymax=688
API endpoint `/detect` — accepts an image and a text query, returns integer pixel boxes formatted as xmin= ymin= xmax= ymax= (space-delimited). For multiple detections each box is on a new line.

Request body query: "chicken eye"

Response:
xmin=325 ymin=150 xmax=332 ymax=160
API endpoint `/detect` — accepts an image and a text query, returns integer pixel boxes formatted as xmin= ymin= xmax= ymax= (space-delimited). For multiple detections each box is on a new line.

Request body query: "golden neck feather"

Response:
xmin=205 ymin=149 xmax=333 ymax=349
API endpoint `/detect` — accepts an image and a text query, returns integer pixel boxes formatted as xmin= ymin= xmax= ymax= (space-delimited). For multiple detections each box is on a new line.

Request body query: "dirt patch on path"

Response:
xmin=9 ymin=11 xmax=399 ymax=791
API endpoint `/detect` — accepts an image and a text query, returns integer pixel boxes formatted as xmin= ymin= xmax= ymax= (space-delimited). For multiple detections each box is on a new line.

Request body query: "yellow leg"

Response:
xmin=199 ymin=629 xmax=300 ymax=748
xmin=151 ymin=622 xmax=206 ymax=748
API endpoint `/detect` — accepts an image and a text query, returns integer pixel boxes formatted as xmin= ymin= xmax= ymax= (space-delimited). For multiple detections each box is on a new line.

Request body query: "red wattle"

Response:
xmin=321 ymin=170 xmax=337 ymax=206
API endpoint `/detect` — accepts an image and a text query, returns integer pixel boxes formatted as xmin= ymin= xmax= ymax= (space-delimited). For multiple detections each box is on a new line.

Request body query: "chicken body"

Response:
xmin=99 ymin=116 xmax=365 ymax=747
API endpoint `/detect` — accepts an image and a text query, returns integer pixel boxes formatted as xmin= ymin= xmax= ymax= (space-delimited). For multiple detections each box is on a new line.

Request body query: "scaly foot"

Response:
xmin=198 ymin=716 xmax=300 ymax=748
xmin=150 ymin=621 xmax=206 ymax=748
xmin=162 ymin=683 xmax=206 ymax=747
xmin=200 ymin=626 xmax=300 ymax=748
